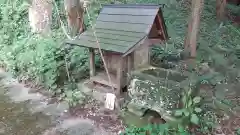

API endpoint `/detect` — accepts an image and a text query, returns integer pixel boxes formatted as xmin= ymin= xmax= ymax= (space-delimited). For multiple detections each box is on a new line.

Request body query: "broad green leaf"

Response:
xmin=187 ymin=88 xmax=192 ymax=96
xmin=174 ymin=110 xmax=183 ymax=116
xmin=66 ymin=91 xmax=73 ymax=98
xmin=158 ymin=123 xmax=168 ymax=135
xmin=180 ymin=131 xmax=189 ymax=135
xmin=51 ymin=84 xmax=57 ymax=89
xmin=187 ymin=98 xmax=193 ymax=107
xmin=183 ymin=110 xmax=190 ymax=116
xmin=194 ymin=107 xmax=202 ymax=113
xmin=178 ymin=124 xmax=189 ymax=135
xmin=193 ymin=96 xmax=201 ymax=104
xmin=181 ymin=95 xmax=187 ymax=106
xmin=178 ymin=125 xmax=185 ymax=132
xmin=236 ymin=128 xmax=240 ymax=135
xmin=190 ymin=113 xmax=199 ymax=125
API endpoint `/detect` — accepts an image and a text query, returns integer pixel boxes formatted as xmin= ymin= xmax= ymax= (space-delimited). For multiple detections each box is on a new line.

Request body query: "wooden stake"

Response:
xmin=127 ymin=53 xmax=133 ymax=73
xmin=127 ymin=53 xmax=134 ymax=84
xmin=89 ymin=48 xmax=96 ymax=77
xmin=116 ymin=58 xmax=124 ymax=96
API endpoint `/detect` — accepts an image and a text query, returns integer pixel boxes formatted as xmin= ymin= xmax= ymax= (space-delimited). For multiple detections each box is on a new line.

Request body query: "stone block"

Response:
xmin=127 ymin=101 xmax=147 ymax=117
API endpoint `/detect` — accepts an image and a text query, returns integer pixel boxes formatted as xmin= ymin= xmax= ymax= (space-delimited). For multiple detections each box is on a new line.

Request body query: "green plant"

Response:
xmin=174 ymin=88 xmax=202 ymax=126
xmin=122 ymin=123 xmax=190 ymax=135
xmin=236 ymin=128 xmax=240 ymax=135
xmin=122 ymin=87 xmax=203 ymax=135
xmin=123 ymin=0 xmax=240 ymax=134
xmin=0 ymin=0 xmax=29 ymax=46
xmin=59 ymin=82 xmax=86 ymax=106
xmin=197 ymin=110 xmax=218 ymax=134
xmin=0 ymin=0 xmax=91 ymax=106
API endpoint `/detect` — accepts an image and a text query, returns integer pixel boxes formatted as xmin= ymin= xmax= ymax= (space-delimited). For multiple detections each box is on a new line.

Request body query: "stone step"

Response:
xmin=78 ymin=81 xmax=127 ymax=111
xmin=78 ymin=81 xmax=115 ymax=103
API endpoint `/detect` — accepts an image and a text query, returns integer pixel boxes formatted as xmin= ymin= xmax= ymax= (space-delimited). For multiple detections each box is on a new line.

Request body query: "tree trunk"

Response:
xmin=64 ymin=0 xmax=85 ymax=36
xmin=29 ymin=0 xmax=52 ymax=34
xmin=184 ymin=0 xmax=204 ymax=58
xmin=216 ymin=0 xmax=227 ymax=21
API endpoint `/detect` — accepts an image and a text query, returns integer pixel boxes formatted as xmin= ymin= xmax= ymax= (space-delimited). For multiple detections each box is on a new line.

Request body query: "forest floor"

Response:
xmin=29 ymin=0 xmax=240 ymax=134
xmin=1 ymin=0 xmax=239 ymax=134
xmin=148 ymin=0 xmax=240 ymax=134
xmin=67 ymin=0 xmax=240 ymax=134
xmin=69 ymin=99 xmax=125 ymax=133
xmin=0 ymin=68 xmax=125 ymax=135
xmin=20 ymin=75 xmax=126 ymax=134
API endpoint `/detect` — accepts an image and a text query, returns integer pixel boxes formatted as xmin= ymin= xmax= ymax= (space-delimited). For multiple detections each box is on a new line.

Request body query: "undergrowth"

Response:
xmin=123 ymin=0 xmax=240 ymax=134
xmin=0 ymin=0 xmax=93 ymax=106
xmin=0 ymin=0 xmax=240 ymax=134
xmin=122 ymin=84 xmax=218 ymax=135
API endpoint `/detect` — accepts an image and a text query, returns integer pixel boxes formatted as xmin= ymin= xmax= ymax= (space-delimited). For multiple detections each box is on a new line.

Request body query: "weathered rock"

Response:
xmin=128 ymin=78 xmax=182 ymax=114
xmin=127 ymin=68 xmax=188 ymax=120
xmin=127 ymin=101 xmax=148 ymax=117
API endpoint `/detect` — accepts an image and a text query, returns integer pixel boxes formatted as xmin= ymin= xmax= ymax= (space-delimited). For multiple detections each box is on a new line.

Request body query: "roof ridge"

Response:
xmin=102 ymin=4 xmax=164 ymax=9
xmin=65 ymin=3 xmax=168 ymax=54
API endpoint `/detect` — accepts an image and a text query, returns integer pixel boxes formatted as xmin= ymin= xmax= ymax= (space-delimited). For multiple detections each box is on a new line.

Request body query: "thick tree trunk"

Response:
xmin=29 ymin=0 xmax=52 ymax=34
xmin=184 ymin=0 xmax=204 ymax=58
xmin=216 ymin=0 xmax=227 ymax=21
xmin=64 ymin=0 xmax=85 ymax=36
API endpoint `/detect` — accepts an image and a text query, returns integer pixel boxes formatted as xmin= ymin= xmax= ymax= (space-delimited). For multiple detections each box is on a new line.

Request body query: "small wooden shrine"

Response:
xmin=65 ymin=4 xmax=168 ymax=95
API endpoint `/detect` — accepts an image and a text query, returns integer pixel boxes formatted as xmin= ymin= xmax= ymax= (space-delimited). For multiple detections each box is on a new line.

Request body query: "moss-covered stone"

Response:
xmin=127 ymin=67 xmax=188 ymax=119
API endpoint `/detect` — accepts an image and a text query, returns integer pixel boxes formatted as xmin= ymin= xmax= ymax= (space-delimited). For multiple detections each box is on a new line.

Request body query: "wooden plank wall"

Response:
xmin=133 ymin=39 xmax=151 ymax=69
xmin=103 ymin=51 xmax=128 ymax=74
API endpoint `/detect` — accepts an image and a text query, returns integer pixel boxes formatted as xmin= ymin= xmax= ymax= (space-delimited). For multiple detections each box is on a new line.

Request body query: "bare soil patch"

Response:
xmin=69 ymin=98 xmax=125 ymax=134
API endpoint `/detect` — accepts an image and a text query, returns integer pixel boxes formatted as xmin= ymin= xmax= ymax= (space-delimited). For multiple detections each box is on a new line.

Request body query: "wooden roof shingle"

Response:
xmin=65 ymin=4 xmax=168 ymax=55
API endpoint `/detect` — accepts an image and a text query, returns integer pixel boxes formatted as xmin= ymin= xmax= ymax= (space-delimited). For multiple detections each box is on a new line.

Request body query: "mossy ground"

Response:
xmin=119 ymin=0 xmax=240 ymax=134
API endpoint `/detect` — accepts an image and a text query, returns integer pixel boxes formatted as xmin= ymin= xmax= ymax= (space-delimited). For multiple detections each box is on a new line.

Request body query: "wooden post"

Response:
xmin=184 ymin=0 xmax=204 ymax=58
xmin=116 ymin=57 xmax=124 ymax=96
xmin=216 ymin=0 xmax=227 ymax=21
xmin=127 ymin=53 xmax=133 ymax=73
xmin=127 ymin=53 xmax=133 ymax=84
xmin=89 ymin=48 xmax=95 ymax=77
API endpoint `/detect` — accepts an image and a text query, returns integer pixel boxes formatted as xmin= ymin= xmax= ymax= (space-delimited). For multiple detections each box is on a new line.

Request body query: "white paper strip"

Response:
xmin=105 ymin=93 xmax=116 ymax=110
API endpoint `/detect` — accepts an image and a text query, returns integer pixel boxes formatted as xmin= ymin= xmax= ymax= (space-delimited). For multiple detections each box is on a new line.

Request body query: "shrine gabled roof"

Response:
xmin=65 ymin=4 xmax=168 ymax=55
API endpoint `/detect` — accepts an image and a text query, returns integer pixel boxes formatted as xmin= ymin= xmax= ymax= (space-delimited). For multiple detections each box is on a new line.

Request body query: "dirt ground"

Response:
xmin=14 ymin=65 xmax=240 ymax=135
xmin=69 ymin=98 xmax=125 ymax=134
xmin=16 ymin=76 xmax=125 ymax=134
xmin=199 ymin=84 xmax=240 ymax=135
